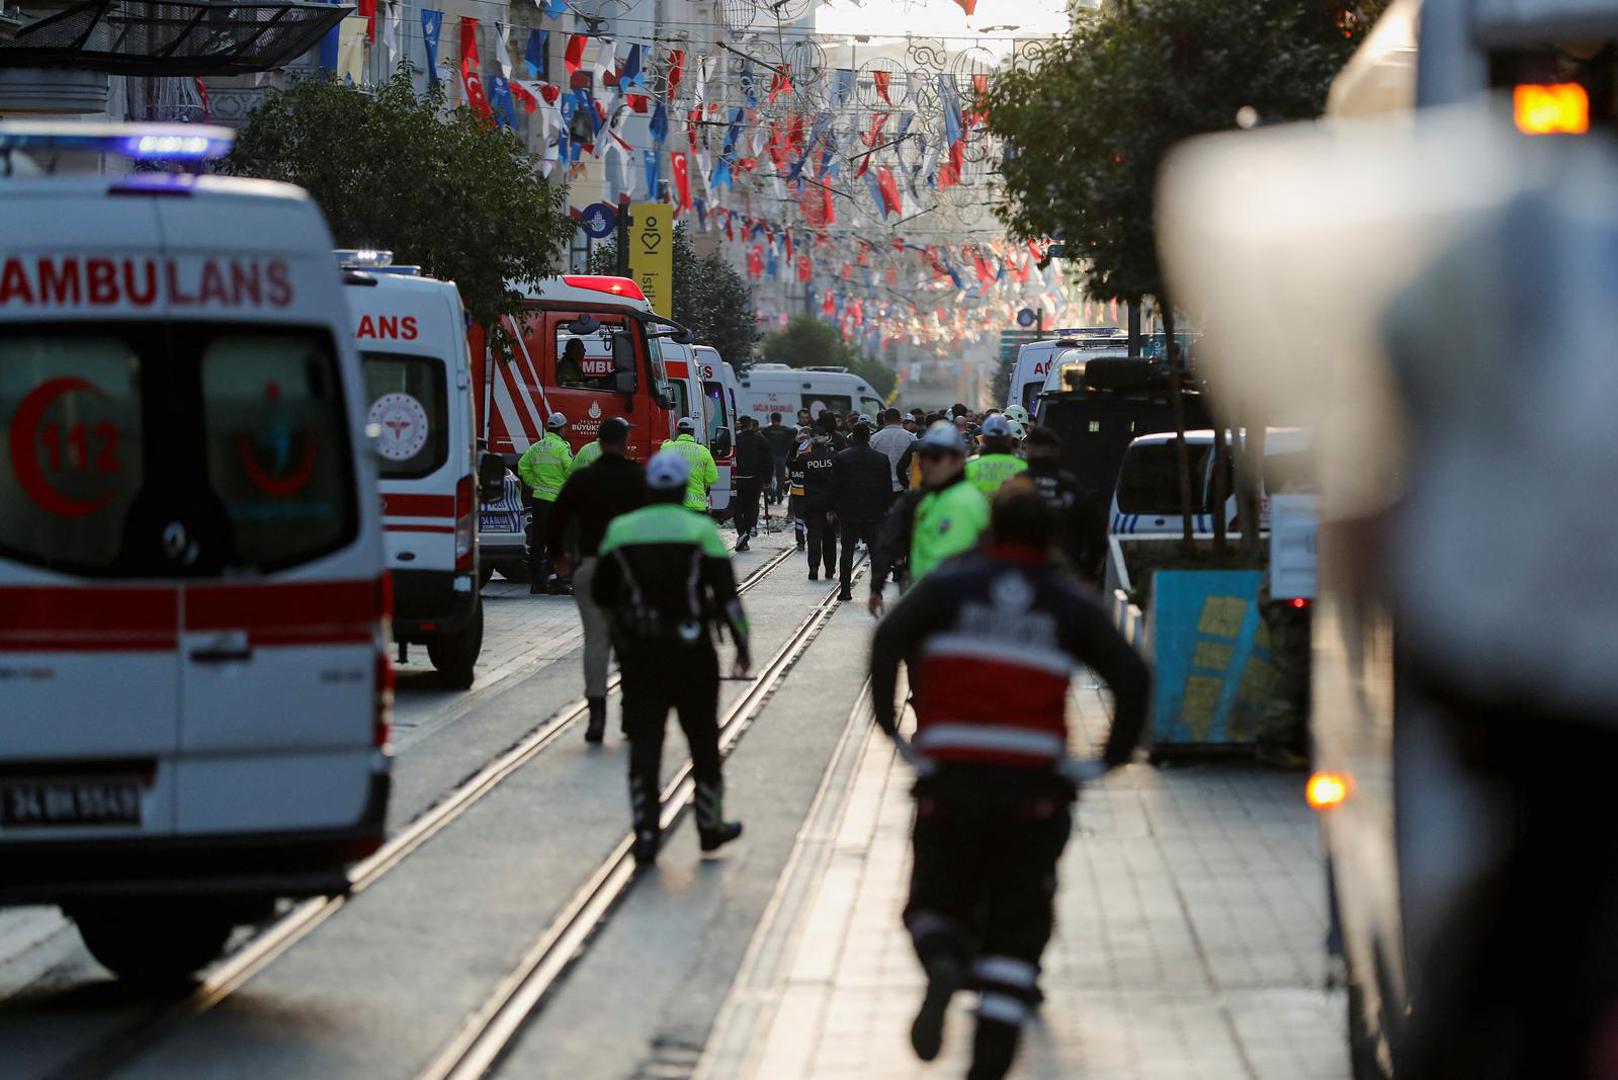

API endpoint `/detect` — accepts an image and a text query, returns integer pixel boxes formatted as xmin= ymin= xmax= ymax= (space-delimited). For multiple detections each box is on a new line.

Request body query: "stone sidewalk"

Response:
xmin=698 ymin=684 xmax=1347 ymax=1080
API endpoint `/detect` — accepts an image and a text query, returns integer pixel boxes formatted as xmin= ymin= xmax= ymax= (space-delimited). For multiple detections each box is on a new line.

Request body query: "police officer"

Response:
xmin=660 ymin=416 xmax=720 ymax=513
xmin=518 ymin=411 xmax=573 ymax=594
xmin=546 ymin=418 xmax=645 ymax=743
xmin=569 ymin=432 xmax=604 ymax=474
xmin=795 ymin=423 xmax=838 ymax=581
xmin=786 ymin=425 xmax=812 ymax=551
xmin=591 ymin=451 xmax=749 ymax=867
xmin=869 ymin=421 xmax=990 ymax=616
xmin=964 ymin=414 xmax=1029 ymax=498
xmin=733 ymin=416 xmax=773 ymax=552
xmin=869 ymin=484 xmax=1149 ymax=1080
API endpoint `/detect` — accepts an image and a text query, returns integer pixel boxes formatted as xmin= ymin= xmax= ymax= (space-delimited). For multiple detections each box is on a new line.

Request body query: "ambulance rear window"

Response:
xmin=0 ymin=323 xmax=356 ymax=577
xmin=803 ymin=394 xmax=851 ymax=420
xmin=362 ymin=353 xmax=448 ymax=479
xmin=0 ymin=332 xmax=145 ymax=572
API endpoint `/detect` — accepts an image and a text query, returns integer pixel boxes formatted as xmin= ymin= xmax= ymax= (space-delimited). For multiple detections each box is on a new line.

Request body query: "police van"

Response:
xmin=0 ymin=124 xmax=391 ymax=981
xmin=342 ymin=253 xmax=485 ymax=688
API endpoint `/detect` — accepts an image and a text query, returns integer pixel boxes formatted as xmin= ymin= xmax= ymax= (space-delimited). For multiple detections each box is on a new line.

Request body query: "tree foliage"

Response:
xmin=222 ymin=68 xmax=572 ymax=351
xmin=984 ymin=0 xmax=1381 ymax=303
xmin=592 ymin=226 xmax=762 ymax=372
xmin=761 ymin=315 xmax=897 ymax=400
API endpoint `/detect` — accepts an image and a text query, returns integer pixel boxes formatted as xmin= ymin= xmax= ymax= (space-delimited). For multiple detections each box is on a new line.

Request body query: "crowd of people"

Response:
xmin=519 ymin=396 xmax=1141 ymax=1080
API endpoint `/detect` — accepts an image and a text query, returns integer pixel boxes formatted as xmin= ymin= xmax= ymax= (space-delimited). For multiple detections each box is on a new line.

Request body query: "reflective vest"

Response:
xmin=518 ymin=431 xmax=573 ymax=502
xmin=910 ymin=478 xmax=990 ymax=581
xmin=964 ymin=452 xmax=1028 ymax=498
xmin=658 ymin=433 xmax=719 ymax=512
xmin=570 ymin=439 xmax=603 ymax=474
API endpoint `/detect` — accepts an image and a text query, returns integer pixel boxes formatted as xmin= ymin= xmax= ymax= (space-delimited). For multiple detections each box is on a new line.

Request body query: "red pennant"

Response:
xmin=564 ymin=34 xmax=587 ymax=80
xmin=876 ymin=166 xmax=902 ymax=218
xmin=953 ymin=0 xmax=976 ymax=15
xmin=460 ymin=18 xmax=492 ymax=121
xmin=670 ymin=151 xmax=692 ymax=213
xmin=666 ymin=50 xmax=685 ymax=99
xmin=797 ymin=254 xmax=812 ymax=283
xmin=872 ymin=70 xmax=891 ymax=104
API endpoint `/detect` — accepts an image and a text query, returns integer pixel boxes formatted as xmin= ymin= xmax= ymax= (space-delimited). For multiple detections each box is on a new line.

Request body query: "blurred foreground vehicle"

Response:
xmin=1161 ymin=1 xmax=1618 ymax=1074
xmin=0 ymin=124 xmax=391 ymax=982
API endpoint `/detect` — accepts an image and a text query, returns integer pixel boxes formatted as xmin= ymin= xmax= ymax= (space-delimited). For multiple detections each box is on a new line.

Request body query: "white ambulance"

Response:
xmin=0 ymin=124 xmax=392 ymax=982
xmin=737 ymin=363 xmax=885 ymax=426
xmin=1008 ymin=328 xmax=1128 ymax=415
xmin=695 ymin=345 xmax=739 ymax=515
xmin=342 ymin=253 xmax=487 ymax=688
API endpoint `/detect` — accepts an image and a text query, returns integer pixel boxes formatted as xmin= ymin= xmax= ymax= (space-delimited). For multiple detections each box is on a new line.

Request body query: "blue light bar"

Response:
xmin=0 ymin=121 xmax=234 ymax=160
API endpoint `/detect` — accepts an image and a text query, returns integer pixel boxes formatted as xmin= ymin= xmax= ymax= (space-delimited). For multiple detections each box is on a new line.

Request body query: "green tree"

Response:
xmin=760 ymin=315 xmax=896 ymax=401
xmin=592 ymin=227 xmax=762 ymax=372
xmin=221 ymin=68 xmax=572 ymax=354
xmin=984 ymin=0 xmax=1378 ymax=548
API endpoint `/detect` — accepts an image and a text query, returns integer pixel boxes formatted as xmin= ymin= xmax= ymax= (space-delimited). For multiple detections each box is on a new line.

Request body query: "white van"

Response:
xmin=0 ymin=125 xmax=391 ymax=981
xmin=737 ymin=363 xmax=885 ymax=426
xmin=1109 ymin=428 xmax=1313 ymax=535
xmin=343 ymin=255 xmax=485 ymax=688
xmin=1009 ymin=328 xmax=1127 ymax=415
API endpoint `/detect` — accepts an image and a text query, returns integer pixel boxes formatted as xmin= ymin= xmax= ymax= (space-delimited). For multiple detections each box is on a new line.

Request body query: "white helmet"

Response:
xmin=547 ymin=411 xmax=569 ymax=431
xmin=1004 ymin=405 xmax=1029 ymax=425
xmin=646 ymin=449 xmax=692 ymax=492
xmin=1008 ymin=419 xmax=1027 ymax=440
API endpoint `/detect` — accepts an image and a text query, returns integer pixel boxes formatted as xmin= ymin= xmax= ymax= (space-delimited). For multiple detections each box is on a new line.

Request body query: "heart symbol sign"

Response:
xmin=641 ymin=229 xmax=663 ymax=251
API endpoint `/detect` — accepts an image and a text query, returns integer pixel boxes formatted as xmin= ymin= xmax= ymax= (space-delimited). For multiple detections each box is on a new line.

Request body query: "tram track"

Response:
xmin=418 ymin=559 xmax=864 ymax=1080
xmin=46 ymin=544 xmax=800 ymax=1080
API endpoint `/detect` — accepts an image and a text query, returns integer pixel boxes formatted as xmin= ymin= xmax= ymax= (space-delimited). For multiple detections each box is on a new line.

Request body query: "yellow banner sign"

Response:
xmin=628 ymin=202 xmax=673 ymax=317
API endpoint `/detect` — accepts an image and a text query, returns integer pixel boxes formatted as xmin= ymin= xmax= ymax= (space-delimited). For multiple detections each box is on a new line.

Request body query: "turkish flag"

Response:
xmin=670 ymin=151 xmax=692 ymax=212
xmin=460 ymin=18 xmax=492 ymax=120
xmin=666 ymin=49 xmax=685 ymax=99
xmin=953 ymin=0 xmax=976 ymax=16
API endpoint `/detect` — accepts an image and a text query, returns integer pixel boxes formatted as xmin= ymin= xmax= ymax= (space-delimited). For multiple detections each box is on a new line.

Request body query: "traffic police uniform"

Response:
xmin=591 ymin=451 xmax=749 ymax=866
xmin=518 ymin=411 xmax=574 ymax=593
xmin=658 ymin=417 xmax=720 ymax=513
xmin=569 ymin=437 xmax=603 ymax=474
xmin=871 ymin=422 xmax=991 ymax=601
xmin=869 ymin=490 xmax=1149 ymax=1080
xmin=963 ymin=416 xmax=1028 ymax=498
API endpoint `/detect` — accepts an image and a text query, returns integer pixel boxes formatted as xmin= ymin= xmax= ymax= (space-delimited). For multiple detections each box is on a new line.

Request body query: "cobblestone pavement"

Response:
xmin=701 ymin=683 xmax=1347 ymax=1080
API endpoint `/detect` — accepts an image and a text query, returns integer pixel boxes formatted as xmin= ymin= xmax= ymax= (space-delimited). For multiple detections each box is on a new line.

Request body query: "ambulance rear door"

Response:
xmin=0 ymin=190 xmax=180 ymax=841
xmin=156 ymin=193 xmax=384 ymax=837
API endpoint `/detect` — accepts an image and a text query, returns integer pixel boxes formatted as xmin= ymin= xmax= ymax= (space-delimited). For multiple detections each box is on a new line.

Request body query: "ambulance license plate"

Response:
xmin=479 ymin=512 xmax=514 ymax=534
xmin=1 ymin=779 xmax=142 ymax=827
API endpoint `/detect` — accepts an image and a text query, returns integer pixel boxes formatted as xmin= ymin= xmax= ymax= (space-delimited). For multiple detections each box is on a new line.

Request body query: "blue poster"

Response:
xmin=1148 ymin=570 xmax=1267 ymax=748
xmin=421 ymin=9 xmax=443 ymax=85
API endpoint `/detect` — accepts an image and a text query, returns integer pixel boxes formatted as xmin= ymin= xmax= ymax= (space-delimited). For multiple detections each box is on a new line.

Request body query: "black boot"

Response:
xmin=584 ymin=697 xmax=606 ymax=744
xmin=966 ymin=1016 xmax=1020 ymax=1080
xmin=632 ymin=827 xmax=660 ymax=868
xmin=695 ymin=780 xmax=743 ymax=853
xmin=629 ymin=772 xmax=659 ymax=868
xmin=910 ymin=953 xmax=965 ymax=1062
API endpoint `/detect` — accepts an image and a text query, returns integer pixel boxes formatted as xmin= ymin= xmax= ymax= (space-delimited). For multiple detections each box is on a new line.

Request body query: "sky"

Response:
xmin=814 ymin=0 xmax=1071 ymax=42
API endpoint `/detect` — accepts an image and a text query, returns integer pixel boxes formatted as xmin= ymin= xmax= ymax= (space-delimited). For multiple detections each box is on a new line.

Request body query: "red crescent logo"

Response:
xmin=8 ymin=377 xmax=114 ymax=518
xmin=236 ymin=381 xmax=319 ymax=496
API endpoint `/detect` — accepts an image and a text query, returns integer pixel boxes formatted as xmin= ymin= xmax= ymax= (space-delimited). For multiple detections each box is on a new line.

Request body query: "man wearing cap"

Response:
xmin=965 ymin=414 xmax=1029 ymax=498
xmin=592 ymin=450 xmax=750 ymax=866
xmin=869 ymin=421 xmax=990 ymax=616
xmin=660 ymin=417 xmax=720 ymax=513
xmin=518 ymin=411 xmax=575 ymax=595
xmin=546 ymin=418 xmax=645 ymax=743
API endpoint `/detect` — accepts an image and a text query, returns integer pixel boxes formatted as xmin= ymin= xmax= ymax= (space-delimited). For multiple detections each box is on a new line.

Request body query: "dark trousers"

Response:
xmin=838 ymin=517 xmax=876 ymax=593
xmin=619 ymin=644 xmax=724 ymax=842
xmin=904 ymin=766 xmax=1073 ymax=1080
xmin=735 ymin=478 xmax=762 ymax=538
xmin=802 ymin=508 xmax=836 ymax=575
xmin=770 ymin=455 xmax=788 ymax=502
xmin=524 ymin=493 xmax=554 ymax=581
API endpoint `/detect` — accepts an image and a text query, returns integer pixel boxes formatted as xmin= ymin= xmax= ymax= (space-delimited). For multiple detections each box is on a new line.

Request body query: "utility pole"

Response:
xmin=615 ymin=203 xmax=630 ymax=277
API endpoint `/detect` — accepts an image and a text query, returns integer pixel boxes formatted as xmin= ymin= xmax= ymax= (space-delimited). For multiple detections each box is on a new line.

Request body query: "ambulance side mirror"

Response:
xmin=612 ymin=332 xmax=637 ymax=397
xmin=477 ymin=452 xmax=507 ymax=504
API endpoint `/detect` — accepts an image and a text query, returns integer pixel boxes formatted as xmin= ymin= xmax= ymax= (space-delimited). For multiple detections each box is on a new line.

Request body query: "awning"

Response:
xmin=0 ymin=0 xmax=350 ymax=76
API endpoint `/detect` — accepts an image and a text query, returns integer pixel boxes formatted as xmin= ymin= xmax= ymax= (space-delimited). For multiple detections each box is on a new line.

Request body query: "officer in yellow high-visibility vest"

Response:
xmin=964 ymin=413 xmax=1028 ymax=498
xmin=659 ymin=417 xmax=720 ymax=513
xmin=518 ymin=411 xmax=574 ymax=594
